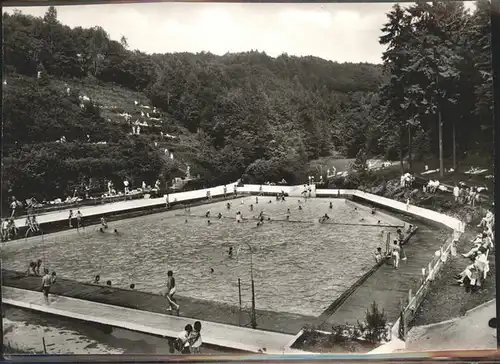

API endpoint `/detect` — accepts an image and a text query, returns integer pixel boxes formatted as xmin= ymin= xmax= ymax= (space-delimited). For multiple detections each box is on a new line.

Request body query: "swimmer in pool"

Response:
xmin=207 ymin=220 xmax=211 ymax=225
xmin=298 ymin=205 xmax=302 ymax=210
xmin=226 ymin=203 xmax=231 ymax=210
xmin=114 ymin=229 xmax=119 ymax=234
xmin=218 ymin=213 xmax=222 ymax=219
xmin=268 ymin=200 xmax=272 ymax=204
xmin=210 ymin=268 xmax=214 ymax=274
xmin=205 ymin=210 xmax=210 ymax=218
xmin=250 ymin=204 xmax=254 ymax=211
xmin=228 ymin=247 xmax=233 ymax=257
xmin=319 ymin=214 xmax=330 ymax=223
xmin=329 ymin=202 xmax=333 ymax=209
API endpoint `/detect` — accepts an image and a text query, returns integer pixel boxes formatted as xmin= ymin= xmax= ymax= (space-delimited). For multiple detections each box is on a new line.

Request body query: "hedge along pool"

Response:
xmin=2 ymin=197 xmax=407 ymax=317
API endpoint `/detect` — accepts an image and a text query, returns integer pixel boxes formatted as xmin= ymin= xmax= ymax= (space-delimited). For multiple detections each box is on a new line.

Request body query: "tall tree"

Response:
xmin=89 ymin=26 xmax=110 ymax=76
xmin=379 ymin=4 xmax=415 ymax=172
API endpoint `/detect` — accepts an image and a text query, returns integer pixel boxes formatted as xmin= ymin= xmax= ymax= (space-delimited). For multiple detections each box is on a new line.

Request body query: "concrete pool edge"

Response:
xmin=11 ymin=184 xmax=464 ymax=234
xmin=2 ymin=286 xmax=313 ymax=355
xmin=5 ymin=185 xmax=466 ymax=354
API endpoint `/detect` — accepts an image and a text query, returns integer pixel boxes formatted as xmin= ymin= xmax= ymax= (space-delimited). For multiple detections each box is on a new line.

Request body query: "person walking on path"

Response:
xmin=165 ymin=270 xmax=180 ymax=314
xmin=453 ymin=184 xmax=460 ymax=203
xmin=68 ymin=210 xmax=74 ymax=228
xmin=76 ymin=210 xmax=83 ymax=230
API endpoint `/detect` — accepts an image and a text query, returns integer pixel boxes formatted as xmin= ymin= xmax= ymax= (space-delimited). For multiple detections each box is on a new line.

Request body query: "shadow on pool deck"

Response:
xmin=317 ymin=223 xmax=449 ymax=329
xmin=1 ymin=269 xmax=315 ymax=335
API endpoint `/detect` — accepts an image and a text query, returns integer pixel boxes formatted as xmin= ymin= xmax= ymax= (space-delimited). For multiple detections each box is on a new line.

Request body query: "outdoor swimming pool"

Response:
xmin=2 ymin=197 xmax=407 ymax=317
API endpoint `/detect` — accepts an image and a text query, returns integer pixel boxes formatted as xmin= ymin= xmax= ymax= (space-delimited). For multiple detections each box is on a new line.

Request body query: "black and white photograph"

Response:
xmin=1 ymin=0 xmax=495 ymax=356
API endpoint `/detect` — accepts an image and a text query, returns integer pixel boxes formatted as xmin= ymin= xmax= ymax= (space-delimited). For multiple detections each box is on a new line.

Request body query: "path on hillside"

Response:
xmin=317 ymin=224 xmax=448 ymax=328
xmin=406 ymin=300 xmax=496 ymax=351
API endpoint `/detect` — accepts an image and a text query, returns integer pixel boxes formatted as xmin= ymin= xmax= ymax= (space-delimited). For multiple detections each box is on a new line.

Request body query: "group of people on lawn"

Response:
xmin=455 ymin=207 xmax=494 ymax=292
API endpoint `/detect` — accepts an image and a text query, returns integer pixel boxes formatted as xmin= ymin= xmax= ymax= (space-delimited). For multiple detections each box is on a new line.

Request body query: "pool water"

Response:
xmin=2 ymin=197 xmax=406 ymax=317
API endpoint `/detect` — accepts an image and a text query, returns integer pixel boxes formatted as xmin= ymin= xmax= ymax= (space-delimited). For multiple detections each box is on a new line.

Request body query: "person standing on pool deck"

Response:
xmin=68 ymin=209 xmax=74 ymax=228
xmin=392 ymin=240 xmax=401 ymax=269
xmin=166 ymin=270 xmax=180 ymax=314
xmin=76 ymin=210 xmax=83 ymax=229
xmin=35 ymin=259 xmax=43 ymax=276
xmin=40 ymin=268 xmax=53 ymax=304
xmin=396 ymin=229 xmax=408 ymax=261
xmin=374 ymin=247 xmax=383 ymax=263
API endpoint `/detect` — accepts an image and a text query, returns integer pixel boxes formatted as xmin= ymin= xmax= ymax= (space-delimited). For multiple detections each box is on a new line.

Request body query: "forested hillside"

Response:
xmin=2 ymin=1 xmax=493 ymax=203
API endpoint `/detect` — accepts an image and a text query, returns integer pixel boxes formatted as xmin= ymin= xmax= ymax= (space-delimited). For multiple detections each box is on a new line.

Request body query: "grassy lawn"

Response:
xmin=411 ymin=225 xmax=495 ymax=327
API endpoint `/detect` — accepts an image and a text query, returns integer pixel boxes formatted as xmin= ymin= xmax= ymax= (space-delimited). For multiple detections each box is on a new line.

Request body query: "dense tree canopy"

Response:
xmin=2 ymin=1 xmax=493 ymax=203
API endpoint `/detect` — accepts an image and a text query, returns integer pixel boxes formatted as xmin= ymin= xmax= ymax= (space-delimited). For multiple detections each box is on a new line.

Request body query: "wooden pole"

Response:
xmin=251 ymin=279 xmax=257 ymax=329
xmin=386 ymin=232 xmax=391 ymax=255
xmin=42 ymin=337 xmax=47 ymax=354
xmin=452 ymin=119 xmax=457 ymax=171
xmin=238 ymin=278 xmax=242 ymax=309
xmin=408 ymin=123 xmax=412 ymax=173
xmin=238 ymin=278 xmax=242 ymax=326
xmin=438 ymin=103 xmax=444 ymax=178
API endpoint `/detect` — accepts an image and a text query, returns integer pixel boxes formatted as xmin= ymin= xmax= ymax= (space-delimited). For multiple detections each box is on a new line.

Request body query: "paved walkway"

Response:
xmin=12 ymin=183 xmax=238 ymax=229
xmin=406 ymin=299 xmax=496 ymax=351
xmin=319 ymin=222 xmax=448 ymax=328
xmin=1 ymin=270 xmax=314 ymax=335
xmin=3 ymin=286 xmax=300 ymax=354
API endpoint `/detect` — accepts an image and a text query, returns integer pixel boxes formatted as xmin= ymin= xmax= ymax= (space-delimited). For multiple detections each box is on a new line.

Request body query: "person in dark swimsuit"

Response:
xmin=40 ymin=269 xmax=53 ymax=304
xmin=165 ymin=270 xmax=180 ymax=313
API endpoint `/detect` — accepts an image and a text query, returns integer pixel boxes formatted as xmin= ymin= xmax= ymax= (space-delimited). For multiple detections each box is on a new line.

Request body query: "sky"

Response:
xmin=4 ymin=2 xmax=477 ymax=64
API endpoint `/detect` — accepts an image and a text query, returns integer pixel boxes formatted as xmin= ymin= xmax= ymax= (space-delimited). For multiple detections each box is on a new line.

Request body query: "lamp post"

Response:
xmin=239 ymin=241 xmax=256 ymax=329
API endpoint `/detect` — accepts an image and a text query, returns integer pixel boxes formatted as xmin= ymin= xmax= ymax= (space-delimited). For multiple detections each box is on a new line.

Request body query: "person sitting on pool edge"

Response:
xmin=106 ymin=280 xmax=112 ymax=286
xmin=35 ymin=259 xmax=43 ymax=276
xmin=26 ymin=261 xmax=37 ymax=276
xmin=94 ymin=275 xmax=100 ymax=284
xmin=374 ymin=247 xmax=383 ymax=263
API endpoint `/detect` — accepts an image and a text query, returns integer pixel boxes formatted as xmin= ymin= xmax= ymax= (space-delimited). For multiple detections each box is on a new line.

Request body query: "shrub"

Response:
xmin=363 ymin=301 xmax=388 ymax=344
